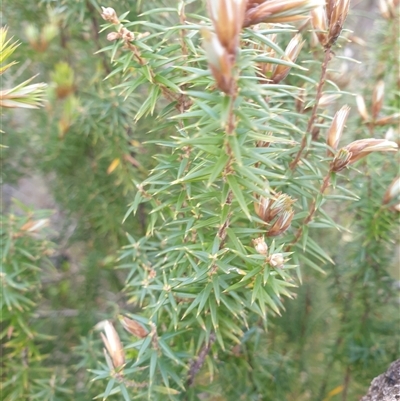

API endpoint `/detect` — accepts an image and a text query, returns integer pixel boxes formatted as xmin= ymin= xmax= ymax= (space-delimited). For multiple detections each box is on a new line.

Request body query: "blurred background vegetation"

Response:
xmin=1 ymin=1 xmax=399 ymax=400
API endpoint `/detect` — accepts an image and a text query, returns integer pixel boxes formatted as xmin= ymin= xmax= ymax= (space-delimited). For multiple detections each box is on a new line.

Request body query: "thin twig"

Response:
xmin=217 ymin=191 xmax=233 ymax=245
xmin=210 ymin=85 xmax=238 ymax=273
xmin=86 ymin=1 xmax=111 ymax=75
xmin=286 ymin=173 xmax=331 ymax=251
xmin=290 ymin=49 xmax=333 ymax=170
xmin=187 ymin=332 xmax=216 ymax=387
xmin=189 ymin=76 xmax=238 ymax=385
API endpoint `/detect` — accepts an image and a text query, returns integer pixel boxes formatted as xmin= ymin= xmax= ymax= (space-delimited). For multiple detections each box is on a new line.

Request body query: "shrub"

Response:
xmin=2 ymin=1 xmax=399 ymax=400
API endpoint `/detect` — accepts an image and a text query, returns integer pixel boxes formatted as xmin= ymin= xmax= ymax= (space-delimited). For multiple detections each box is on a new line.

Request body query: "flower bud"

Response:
xmin=202 ymin=29 xmax=234 ymax=94
xmin=120 ymin=27 xmax=135 ymax=42
xmin=207 ymin=0 xmax=246 ymax=55
xmin=100 ymin=7 xmax=120 ymax=24
xmin=107 ymin=32 xmax=121 ymax=41
xmin=331 ymin=148 xmax=351 ymax=172
xmin=372 ymin=80 xmax=385 ymax=120
xmin=269 ymin=253 xmax=285 ymax=267
xmin=356 ymin=95 xmax=370 ymax=122
xmin=271 ymin=34 xmax=304 ymax=84
xmin=311 ymin=6 xmax=328 ymax=46
xmin=326 ymin=105 xmax=350 ymax=155
xmin=253 ymin=237 xmax=269 ymax=255
xmin=98 ymin=320 xmax=125 ymax=369
xmin=119 ymin=315 xmax=149 ymax=338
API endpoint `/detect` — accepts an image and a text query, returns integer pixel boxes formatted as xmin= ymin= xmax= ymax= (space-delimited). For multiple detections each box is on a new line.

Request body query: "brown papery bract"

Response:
xmin=243 ymin=0 xmax=323 ymax=27
xmin=207 ymin=0 xmax=246 ymax=55
xmin=326 ymin=105 xmax=350 ymax=155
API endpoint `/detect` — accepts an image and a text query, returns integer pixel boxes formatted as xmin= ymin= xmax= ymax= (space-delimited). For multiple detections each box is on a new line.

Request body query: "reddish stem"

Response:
xmin=290 ymin=49 xmax=333 ymax=171
xmin=286 ymin=172 xmax=331 ymax=251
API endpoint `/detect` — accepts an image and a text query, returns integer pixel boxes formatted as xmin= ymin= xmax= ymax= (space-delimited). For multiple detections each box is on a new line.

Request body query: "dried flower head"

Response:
xmin=207 ymin=0 xmax=246 ymax=55
xmin=331 ymin=139 xmax=398 ymax=172
xmin=202 ymin=29 xmax=234 ymax=94
xmin=269 ymin=253 xmax=285 ymax=267
xmin=330 ymin=148 xmax=352 ymax=172
xmin=345 ymin=139 xmax=398 ymax=163
xmin=107 ymin=32 xmax=121 ymax=42
xmin=271 ymin=34 xmax=305 ymax=84
xmin=326 ymin=105 xmax=350 ymax=155
xmin=243 ymin=0 xmax=323 ymax=27
xmin=327 ymin=0 xmax=350 ymax=47
xmin=97 ymin=320 xmax=125 ymax=369
xmin=100 ymin=7 xmax=120 ymax=24
xmin=119 ymin=315 xmax=149 ymax=338
xmin=267 ymin=210 xmax=294 ymax=236
xmin=253 ymin=237 xmax=269 ymax=255
xmin=120 ymin=27 xmax=135 ymax=42
xmin=255 ymin=192 xmax=295 ymax=223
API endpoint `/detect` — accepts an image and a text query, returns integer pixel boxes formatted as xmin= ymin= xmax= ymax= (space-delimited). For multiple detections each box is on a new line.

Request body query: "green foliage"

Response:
xmin=0 ymin=205 xmax=65 ymax=401
xmin=1 ymin=1 xmax=399 ymax=401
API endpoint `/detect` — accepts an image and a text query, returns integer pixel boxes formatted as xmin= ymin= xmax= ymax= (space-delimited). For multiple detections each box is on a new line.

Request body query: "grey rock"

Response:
xmin=360 ymin=359 xmax=400 ymax=401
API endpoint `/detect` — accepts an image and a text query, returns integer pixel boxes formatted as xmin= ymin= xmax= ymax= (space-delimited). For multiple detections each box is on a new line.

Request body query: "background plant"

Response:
xmin=1 ymin=1 xmax=399 ymax=401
